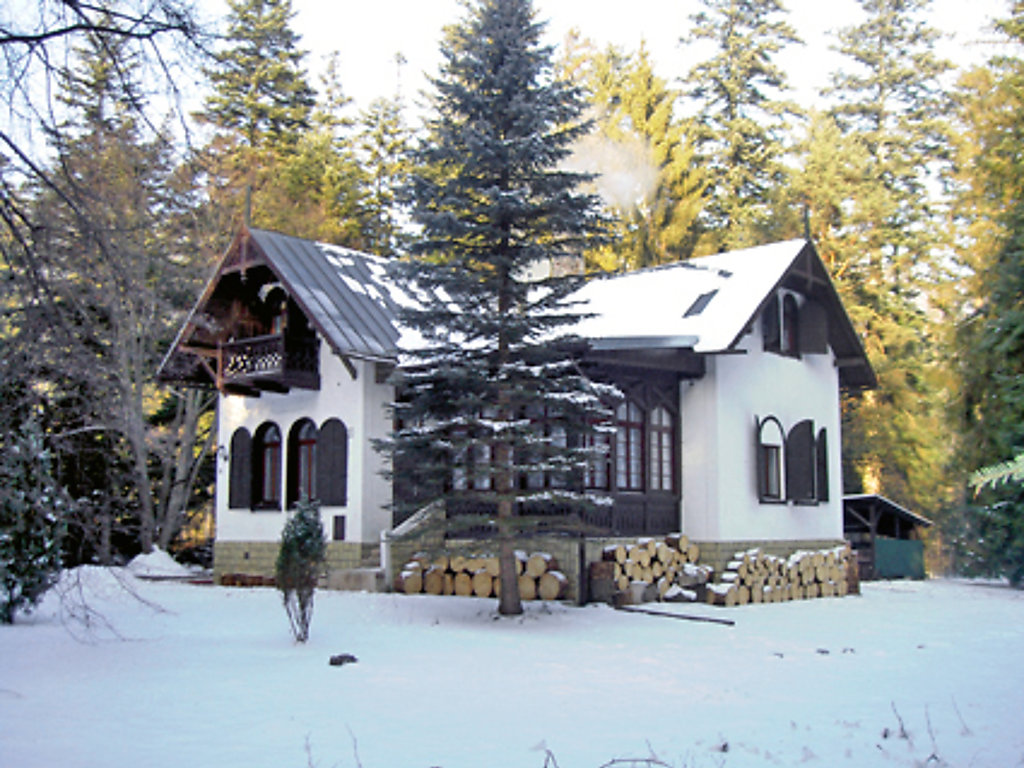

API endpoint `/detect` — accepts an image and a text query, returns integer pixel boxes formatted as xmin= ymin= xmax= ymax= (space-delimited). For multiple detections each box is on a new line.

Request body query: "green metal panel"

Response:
xmin=874 ymin=537 xmax=925 ymax=579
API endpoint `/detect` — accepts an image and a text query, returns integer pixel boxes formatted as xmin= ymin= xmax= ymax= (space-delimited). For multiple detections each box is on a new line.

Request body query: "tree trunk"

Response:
xmin=157 ymin=391 xmax=215 ymax=551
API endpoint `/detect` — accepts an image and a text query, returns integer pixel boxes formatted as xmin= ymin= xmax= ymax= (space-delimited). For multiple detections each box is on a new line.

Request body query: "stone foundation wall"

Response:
xmin=213 ymin=540 xmax=374 ymax=585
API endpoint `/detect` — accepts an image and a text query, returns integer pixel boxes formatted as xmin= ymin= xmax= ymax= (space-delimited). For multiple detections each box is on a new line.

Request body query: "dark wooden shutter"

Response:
xmin=228 ymin=428 xmax=252 ymax=509
xmin=762 ymin=294 xmax=781 ymax=352
xmin=786 ymin=419 xmax=816 ymax=503
xmin=799 ymin=299 xmax=829 ymax=354
xmin=286 ymin=423 xmax=299 ymax=507
xmin=317 ymin=418 xmax=348 ymax=506
xmin=816 ymin=428 xmax=829 ymax=501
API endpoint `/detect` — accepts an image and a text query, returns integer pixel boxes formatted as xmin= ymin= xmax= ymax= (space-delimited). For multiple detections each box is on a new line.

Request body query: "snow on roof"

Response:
xmin=255 ymin=233 xmax=810 ymax=359
xmin=571 ymin=239 xmax=805 ymax=353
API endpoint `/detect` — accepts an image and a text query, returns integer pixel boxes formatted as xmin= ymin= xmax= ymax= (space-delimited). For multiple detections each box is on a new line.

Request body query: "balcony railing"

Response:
xmin=221 ymin=333 xmax=320 ymax=391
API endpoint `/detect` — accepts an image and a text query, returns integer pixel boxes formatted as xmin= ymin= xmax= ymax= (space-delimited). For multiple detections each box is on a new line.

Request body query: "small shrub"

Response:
xmin=275 ymin=498 xmax=327 ymax=642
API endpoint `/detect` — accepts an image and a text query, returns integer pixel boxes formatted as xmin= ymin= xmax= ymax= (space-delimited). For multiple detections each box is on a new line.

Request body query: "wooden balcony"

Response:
xmin=220 ymin=333 xmax=320 ymax=393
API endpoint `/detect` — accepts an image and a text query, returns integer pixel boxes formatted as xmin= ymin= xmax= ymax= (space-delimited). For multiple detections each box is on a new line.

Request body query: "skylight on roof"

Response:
xmin=684 ymin=289 xmax=718 ymax=318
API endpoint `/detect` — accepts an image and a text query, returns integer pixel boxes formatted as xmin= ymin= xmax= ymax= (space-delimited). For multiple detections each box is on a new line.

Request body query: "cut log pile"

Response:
xmin=590 ymin=534 xmax=713 ymax=604
xmin=394 ymin=550 xmax=568 ymax=601
xmin=706 ymin=545 xmax=855 ymax=607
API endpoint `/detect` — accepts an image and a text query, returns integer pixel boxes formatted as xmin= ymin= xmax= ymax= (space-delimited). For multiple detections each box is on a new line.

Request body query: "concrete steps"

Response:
xmin=321 ymin=544 xmax=385 ymax=592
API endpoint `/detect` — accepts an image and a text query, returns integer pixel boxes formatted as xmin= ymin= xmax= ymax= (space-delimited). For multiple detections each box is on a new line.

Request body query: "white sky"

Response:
xmin=286 ymin=0 xmax=1010 ymax=115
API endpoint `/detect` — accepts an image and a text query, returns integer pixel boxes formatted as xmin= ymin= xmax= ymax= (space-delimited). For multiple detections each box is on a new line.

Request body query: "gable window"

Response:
xmin=615 ymin=401 xmax=644 ymax=491
xmin=287 ymin=419 xmax=318 ymax=506
xmin=648 ymin=406 xmax=675 ymax=492
xmin=252 ymin=422 xmax=282 ymax=509
xmin=756 ymin=416 xmax=786 ymax=502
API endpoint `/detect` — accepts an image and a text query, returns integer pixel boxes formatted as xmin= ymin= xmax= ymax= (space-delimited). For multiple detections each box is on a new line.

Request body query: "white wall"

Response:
xmin=215 ymin=341 xmax=394 ymax=545
xmin=680 ymin=311 xmax=844 ymax=543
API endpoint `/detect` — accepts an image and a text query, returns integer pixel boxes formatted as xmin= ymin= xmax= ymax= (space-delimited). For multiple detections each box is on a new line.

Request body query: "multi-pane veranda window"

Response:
xmin=585 ymin=428 xmax=611 ymax=490
xmin=615 ymin=401 xmax=644 ymax=491
xmin=524 ymin=405 xmax=567 ymax=490
xmin=648 ymin=406 xmax=674 ymax=492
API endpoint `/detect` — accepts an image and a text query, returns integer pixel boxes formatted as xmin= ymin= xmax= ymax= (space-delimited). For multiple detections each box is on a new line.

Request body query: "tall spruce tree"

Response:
xmin=952 ymin=7 xmax=1024 ymax=583
xmin=201 ymin=0 xmax=315 ymax=149
xmin=568 ymin=42 xmax=705 ymax=270
xmin=196 ymin=0 xmax=367 ymax=245
xmin=358 ymin=91 xmax=412 ymax=257
xmin=821 ymin=0 xmax=953 ymax=521
xmin=387 ymin=0 xmax=609 ymax=616
xmin=681 ymin=0 xmax=801 ymax=252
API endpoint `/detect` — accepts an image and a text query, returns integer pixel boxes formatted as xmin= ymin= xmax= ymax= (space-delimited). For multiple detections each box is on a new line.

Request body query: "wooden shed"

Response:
xmin=843 ymin=494 xmax=932 ymax=580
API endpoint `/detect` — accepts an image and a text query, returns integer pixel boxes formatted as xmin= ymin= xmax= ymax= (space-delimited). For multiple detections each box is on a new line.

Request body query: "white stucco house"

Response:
xmin=159 ymin=227 xmax=875 ymax=581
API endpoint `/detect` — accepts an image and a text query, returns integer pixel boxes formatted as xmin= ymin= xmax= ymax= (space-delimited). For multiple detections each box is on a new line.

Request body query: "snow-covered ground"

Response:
xmin=2 ymin=562 xmax=1022 ymax=768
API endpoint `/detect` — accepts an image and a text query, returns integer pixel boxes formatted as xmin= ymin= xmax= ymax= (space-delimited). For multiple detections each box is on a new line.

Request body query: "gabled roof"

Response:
xmin=571 ymin=239 xmax=876 ymax=388
xmin=157 ymin=228 xmax=408 ymax=385
xmin=159 ymin=230 xmax=874 ymax=390
xmin=245 ymin=228 xmax=406 ymax=361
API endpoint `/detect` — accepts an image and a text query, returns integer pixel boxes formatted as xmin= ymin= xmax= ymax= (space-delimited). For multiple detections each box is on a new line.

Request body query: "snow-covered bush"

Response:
xmin=1 ymin=422 xmax=70 ymax=623
xmin=275 ymin=498 xmax=326 ymax=642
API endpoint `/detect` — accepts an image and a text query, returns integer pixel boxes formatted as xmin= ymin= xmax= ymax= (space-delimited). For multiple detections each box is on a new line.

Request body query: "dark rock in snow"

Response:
xmin=329 ymin=653 xmax=358 ymax=667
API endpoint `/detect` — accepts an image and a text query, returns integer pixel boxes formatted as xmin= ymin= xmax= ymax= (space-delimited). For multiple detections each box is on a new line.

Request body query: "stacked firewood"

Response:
xmin=593 ymin=533 xmax=713 ymax=602
xmin=706 ymin=545 xmax=854 ymax=607
xmin=394 ymin=550 xmax=568 ymax=601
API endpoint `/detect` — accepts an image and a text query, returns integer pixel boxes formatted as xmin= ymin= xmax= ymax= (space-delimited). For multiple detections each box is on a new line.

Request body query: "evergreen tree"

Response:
xmin=1 ymin=421 xmax=70 ymax=624
xmin=796 ymin=0 xmax=954 ymax=522
xmin=681 ymin=0 xmax=801 ymax=252
xmin=358 ymin=92 xmax=413 ymax=257
xmin=196 ymin=0 xmax=367 ymax=246
xmin=275 ymin=498 xmax=327 ymax=642
xmin=387 ymin=0 xmax=610 ymax=616
xmin=568 ymin=42 xmax=705 ymax=271
xmin=952 ymin=6 xmax=1024 ymax=583
xmin=201 ymin=0 xmax=315 ymax=149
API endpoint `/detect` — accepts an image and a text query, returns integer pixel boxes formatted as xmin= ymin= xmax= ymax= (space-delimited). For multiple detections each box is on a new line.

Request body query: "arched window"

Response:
xmin=287 ymin=419 xmax=318 ymax=506
xmin=228 ymin=427 xmax=252 ymax=509
xmin=648 ymin=406 xmax=675 ymax=492
xmin=615 ymin=401 xmax=644 ymax=491
xmin=756 ymin=416 xmax=785 ymax=502
xmin=782 ymin=294 xmax=800 ymax=356
xmin=316 ymin=418 xmax=348 ymax=506
xmin=252 ymin=422 xmax=282 ymax=509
